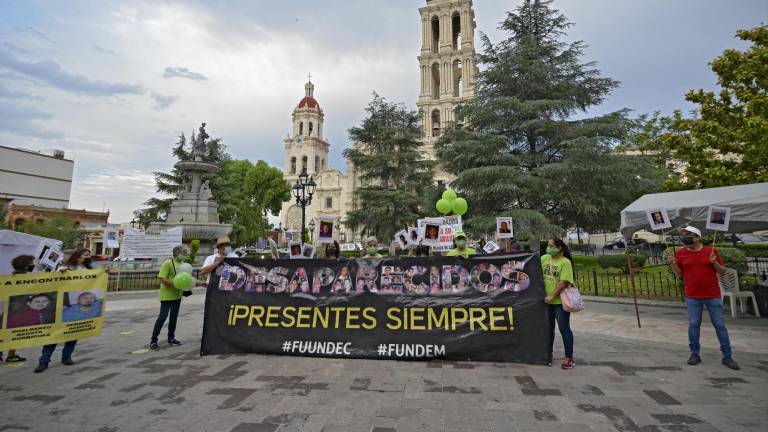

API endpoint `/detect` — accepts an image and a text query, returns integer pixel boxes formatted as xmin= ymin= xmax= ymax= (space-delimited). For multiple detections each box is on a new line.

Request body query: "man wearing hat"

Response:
xmin=447 ymin=232 xmax=477 ymax=258
xmin=670 ymin=226 xmax=739 ymax=370
xmin=200 ymin=236 xmax=239 ymax=283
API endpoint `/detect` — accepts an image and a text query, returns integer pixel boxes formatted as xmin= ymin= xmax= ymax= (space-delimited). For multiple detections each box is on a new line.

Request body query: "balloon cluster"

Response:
xmin=436 ymin=189 xmax=468 ymax=216
xmin=173 ymin=262 xmax=195 ymax=290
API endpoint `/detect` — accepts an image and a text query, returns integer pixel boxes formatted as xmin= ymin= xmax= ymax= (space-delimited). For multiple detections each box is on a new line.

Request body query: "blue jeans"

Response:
xmin=39 ymin=340 xmax=77 ymax=364
xmin=686 ymin=298 xmax=732 ymax=359
xmin=151 ymin=299 xmax=181 ymax=342
xmin=547 ymin=304 xmax=574 ymax=358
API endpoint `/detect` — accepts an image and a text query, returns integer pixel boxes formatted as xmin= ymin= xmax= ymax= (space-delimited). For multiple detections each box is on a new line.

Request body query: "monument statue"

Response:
xmin=199 ymin=180 xmax=213 ymax=201
xmin=192 ymin=122 xmax=209 ymax=161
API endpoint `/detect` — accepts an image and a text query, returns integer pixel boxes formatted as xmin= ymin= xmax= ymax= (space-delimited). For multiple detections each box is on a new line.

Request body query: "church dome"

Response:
xmin=298 ymin=96 xmax=319 ymax=109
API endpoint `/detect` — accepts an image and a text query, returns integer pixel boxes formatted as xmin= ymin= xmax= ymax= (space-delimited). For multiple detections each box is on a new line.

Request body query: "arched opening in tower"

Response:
xmin=431 ymin=17 xmax=440 ymax=54
xmin=431 ymin=63 xmax=440 ymax=100
xmin=453 ymin=60 xmax=463 ymax=97
xmin=431 ymin=109 xmax=441 ymax=137
xmin=452 ymin=12 xmax=461 ymax=50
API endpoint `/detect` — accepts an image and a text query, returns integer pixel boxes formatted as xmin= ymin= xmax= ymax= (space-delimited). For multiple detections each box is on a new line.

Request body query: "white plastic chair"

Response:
xmin=719 ymin=267 xmax=760 ymax=318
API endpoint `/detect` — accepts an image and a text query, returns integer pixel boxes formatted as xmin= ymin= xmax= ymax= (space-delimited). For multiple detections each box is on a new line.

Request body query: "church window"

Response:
xmin=302 ymin=156 xmax=308 ymax=172
xmin=290 ymin=157 xmax=296 ymax=174
xmin=309 ymin=122 xmax=314 ymax=136
xmin=315 ymin=156 xmax=320 ymax=173
xmin=431 ymin=17 xmax=440 ymax=54
xmin=299 ymin=122 xmax=304 ymax=136
xmin=452 ymin=12 xmax=461 ymax=50
xmin=325 ymin=197 xmax=333 ymax=209
xmin=431 ymin=63 xmax=440 ymax=100
xmin=453 ymin=60 xmax=463 ymax=97
xmin=431 ymin=110 xmax=441 ymax=137
xmin=14 ymin=218 xmax=25 ymax=229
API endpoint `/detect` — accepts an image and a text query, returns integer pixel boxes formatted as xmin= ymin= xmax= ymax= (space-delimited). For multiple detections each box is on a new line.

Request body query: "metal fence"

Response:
xmin=574 ymin=270 xmax=683 ymax=300
xmin=108 ymin=269 xmax=201 ymax=291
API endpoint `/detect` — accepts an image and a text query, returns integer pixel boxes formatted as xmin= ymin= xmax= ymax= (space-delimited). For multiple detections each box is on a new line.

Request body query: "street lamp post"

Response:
xmin=309 ymin=220 xmax=316 ymax=242
xmin=292 ymin=168 xmax=317 ymax=245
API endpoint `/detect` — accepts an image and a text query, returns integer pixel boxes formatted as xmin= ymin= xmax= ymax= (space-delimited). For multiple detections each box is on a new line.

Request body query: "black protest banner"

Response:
xmin=201 ymin=254 xmax=548 ymax=364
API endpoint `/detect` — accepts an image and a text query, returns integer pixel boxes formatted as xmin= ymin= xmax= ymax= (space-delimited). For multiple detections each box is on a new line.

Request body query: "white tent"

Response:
xmin=620 ymin=183 xmax=768 ymax=239
xmin=0 ymin=230 xmax=63 ymax=275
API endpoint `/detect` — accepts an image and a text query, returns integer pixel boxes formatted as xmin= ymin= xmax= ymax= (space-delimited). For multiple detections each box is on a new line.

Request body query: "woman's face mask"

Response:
xmin=455 ymin=240 xmax=466 ymax=248
xmin=546 ymin=247 xmax=560 ymax=256
xmin=367 ymin=247 xmax=378 ymax=255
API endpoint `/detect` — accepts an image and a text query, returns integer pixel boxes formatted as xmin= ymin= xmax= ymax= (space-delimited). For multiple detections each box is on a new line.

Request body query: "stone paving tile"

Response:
xmin=0 ymin=301 xmax=766 ymax=432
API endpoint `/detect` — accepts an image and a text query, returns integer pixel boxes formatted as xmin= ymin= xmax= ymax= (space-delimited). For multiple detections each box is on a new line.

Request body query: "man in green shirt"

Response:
xmin=150 ymin=245 xmax=189 ymax=351
xmin=362 ymin=237 xmax=384 ymax=258
xmin=446 ymin=232 xmax=477 ymax=258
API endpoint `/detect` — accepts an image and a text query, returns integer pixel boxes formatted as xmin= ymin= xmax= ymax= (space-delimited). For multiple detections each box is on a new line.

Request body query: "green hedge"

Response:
xmin=734 ymin=243 xmax=768 ymax=257
xmin=597 ymin=254 xmax=646 ymax=272
xmin=663 ymin=246 xmax=748 ymax=274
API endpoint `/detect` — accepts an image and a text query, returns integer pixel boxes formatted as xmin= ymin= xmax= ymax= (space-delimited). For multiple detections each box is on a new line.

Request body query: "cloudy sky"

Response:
xmin=1 ymin=0 xmax=765 ymax=222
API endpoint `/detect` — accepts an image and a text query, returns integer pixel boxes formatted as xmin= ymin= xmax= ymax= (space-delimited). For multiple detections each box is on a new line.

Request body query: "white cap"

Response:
xmin=682 ymin=226 xmax=702 ymax=237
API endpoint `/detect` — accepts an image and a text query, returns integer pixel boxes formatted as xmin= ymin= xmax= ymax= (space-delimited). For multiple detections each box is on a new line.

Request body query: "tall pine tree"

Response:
xmin=343 ymin=93 xmax=434 ymax=241
xmin=436 ymin=0 xmax=661 ymax=237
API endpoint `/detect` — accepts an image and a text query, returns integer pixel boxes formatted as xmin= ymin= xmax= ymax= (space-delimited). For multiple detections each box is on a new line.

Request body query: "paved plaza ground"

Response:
xmin=1 ymin=290 xmax=766 ymax=432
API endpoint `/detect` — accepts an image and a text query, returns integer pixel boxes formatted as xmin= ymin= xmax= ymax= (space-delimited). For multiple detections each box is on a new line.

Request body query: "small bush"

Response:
xmin=663 ymin=246 xmax=748 ymax=274
xmin=597 ymin=254 xmax=646 ymax=272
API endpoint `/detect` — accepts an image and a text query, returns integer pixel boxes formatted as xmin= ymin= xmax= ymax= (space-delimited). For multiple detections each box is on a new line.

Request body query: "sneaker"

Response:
xmin=561 ymin=356 xmax=575 ymax=370
xmin=149 ymin=341 xmax=160 ymax=351
xmin=61 ymin=358 xmax=74 ymax=366
xmin=687 ymin=353 xmax=702 ymax=366
xmin=722 ymin=358 xmax=740 ymax=370
xmin=5 ymin=355 xmax=26 ymax=363
xmin=34 ymin=363 xmax=48 ymax=373
xmin=167 ymin=339 xmax=182 ymax=346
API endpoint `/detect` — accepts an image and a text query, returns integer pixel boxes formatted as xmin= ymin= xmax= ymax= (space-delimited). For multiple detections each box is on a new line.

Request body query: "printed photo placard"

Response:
xmin=394 ymin=230 xmax=409 ymax=249
xmin=646 ymin=208 xmax=672 ymax=231
xmin=496 ymin=217 xmax=514 ymax=239
xmin=288 ymin=242 xmax=303 ymax=259
xmin=706 ymin=206 xmax=731 ymax=232
xmin=317 ymin=217 xmax=336 ymax=244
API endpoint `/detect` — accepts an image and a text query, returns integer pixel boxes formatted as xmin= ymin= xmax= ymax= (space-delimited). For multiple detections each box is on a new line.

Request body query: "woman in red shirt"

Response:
xmin=670 ymin=226 xmax=739 ymax=370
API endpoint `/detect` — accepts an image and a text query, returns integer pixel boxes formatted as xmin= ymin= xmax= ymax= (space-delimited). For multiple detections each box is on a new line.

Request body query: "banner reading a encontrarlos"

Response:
xmin=201 ymin=254 xmax=548 ymax=364
xmin=0 ymin=269 xmax=107 ymax=351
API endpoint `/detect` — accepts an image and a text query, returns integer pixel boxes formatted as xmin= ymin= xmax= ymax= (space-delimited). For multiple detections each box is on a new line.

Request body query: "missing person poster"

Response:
xmin=0 ymin=269 xmax=107 ymax=351
xmin=201 ymin=254 xmax=548 ymax=364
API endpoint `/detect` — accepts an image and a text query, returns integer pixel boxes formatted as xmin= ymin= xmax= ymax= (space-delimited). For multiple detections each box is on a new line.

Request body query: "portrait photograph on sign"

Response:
xmin=646 ymin=208 xmax=672 ymax=231
xmin=302 ymin=244 xmax=316 ymax=259
xmin=407 ymin=227 xmax=421 ymax=246
xmin=422 ymin=222 xmax=441 ymax=246
xmin=317 ymin=218 xmax=336 ymax=244
xmin=706 ymin=206 xmax=732 ymax=232
xmin=6 ymin=292 xmax=58 ymax=329
xmin=63 ymin=290 xmax=105 ymax=323
xmin=288 ymin=242 xmax=303 ymax=259
xmin=483 ymin=240 xmax=501 ymax=254
xmin=394 ymin=230 xmax=409 ymax=249
xmin=496 ymin=217 xmax=514 ymax=239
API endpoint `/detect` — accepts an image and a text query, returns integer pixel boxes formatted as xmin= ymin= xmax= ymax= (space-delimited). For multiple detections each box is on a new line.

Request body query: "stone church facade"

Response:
xmin=280 ymin=0 xmax=477 ymax=243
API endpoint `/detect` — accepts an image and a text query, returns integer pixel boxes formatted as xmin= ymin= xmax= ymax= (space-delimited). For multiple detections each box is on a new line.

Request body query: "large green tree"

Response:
xmin=18 ymin=217 xmax=82 ymax=249
xmin=436 ymin=0 xmax=661 ymax=236
xmin=343 ymin=93 xmax=434 ymax=240
xmin=221 ymin=160 xmax=290 ymax=245
xmin=626 ymin=25 xmax=768 ymax=190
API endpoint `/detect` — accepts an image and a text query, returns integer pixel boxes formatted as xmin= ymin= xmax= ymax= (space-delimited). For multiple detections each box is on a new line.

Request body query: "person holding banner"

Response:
xmin=669 ymin=226 xmax=740 ymax=370
xmin=34 ymin=248 xmax=92 ymax=373
xmin=363 ymin=237 xmax=383 ymax=258
xmin=446 ymin=232 xmax=477 ymax=258
xmin=541 ymin=238 xmax=576 ymax=369
xmin=1 ymin=255 xmax=35 ymax=363
xmin=150 ymin=245 xmax=194 ymax=351
xmin=200 ymin=237 xmax=239 ymax=283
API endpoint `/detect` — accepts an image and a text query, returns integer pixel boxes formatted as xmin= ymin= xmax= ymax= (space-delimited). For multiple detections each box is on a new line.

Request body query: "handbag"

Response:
xmin=547 ymin=257 xmax=584 ymax=313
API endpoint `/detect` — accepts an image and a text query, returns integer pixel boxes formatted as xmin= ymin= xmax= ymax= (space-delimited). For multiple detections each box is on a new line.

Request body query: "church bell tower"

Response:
xmin=417 ymin=0 xmax=479 ymax=160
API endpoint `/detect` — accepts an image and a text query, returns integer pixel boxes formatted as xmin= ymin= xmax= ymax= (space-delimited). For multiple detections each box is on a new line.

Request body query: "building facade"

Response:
xmin=279 ymin=81 xmax=359 ymax=244
xmin=417 ymin=0 xmax=479 ymax=181
xmin=0 ymin=146 xmax=74 ymax=208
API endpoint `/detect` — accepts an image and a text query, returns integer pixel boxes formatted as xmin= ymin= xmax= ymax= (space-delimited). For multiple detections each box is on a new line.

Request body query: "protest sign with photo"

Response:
xmin=317 ymin=217 xmax=336 ymax=244
xmin=407 ymin=227 xmax=421 ymax=246
xmin=394 ymin=230 xmax=409 ymax=249
xmin=706 ymin=206 xmax=731 ymax=232
xmin=201 ymin=254 xmax=547 ymax=364
xmin=646 ymin=208 xmax=672 ymax=231
xmin=0 ymin=269 xmax=107 ymax=351
xmin=496 ymin=217 xmax=514 ymax=239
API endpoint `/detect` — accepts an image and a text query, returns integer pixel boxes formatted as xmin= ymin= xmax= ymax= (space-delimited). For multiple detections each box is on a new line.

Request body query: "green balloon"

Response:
xmin=436 ymin=198 xmax=452 ymax=214
xmin=452 ymin=198 xmax=468 ymax=215
xmin=442 ymin=189 xmax=458 ymax=201
xmin=174 ymin=272 xmax=193 ymax=290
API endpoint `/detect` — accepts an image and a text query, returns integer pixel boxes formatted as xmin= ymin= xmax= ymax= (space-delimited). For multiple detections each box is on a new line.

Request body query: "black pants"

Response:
xmin=151 ymin=299 xmax=181 ymax=342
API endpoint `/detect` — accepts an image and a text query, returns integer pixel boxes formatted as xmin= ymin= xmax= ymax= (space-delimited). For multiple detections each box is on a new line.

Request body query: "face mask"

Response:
xmin=177 ymin=255 xmax=189 ymax=262
xmin=223 ymin=246 xmax=232 ymax=255
xmin=681 ymin=236 xmax=695 ymax=246
xmin=367 ymin=247 xmax=378 ymax=255
xmin=546 ymin=247 xmax=560 ymax=256
xmin=83 ymin=257 xmax=93 ymax=266
xmin=455 ymin=240 xmax=466 ymax=248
